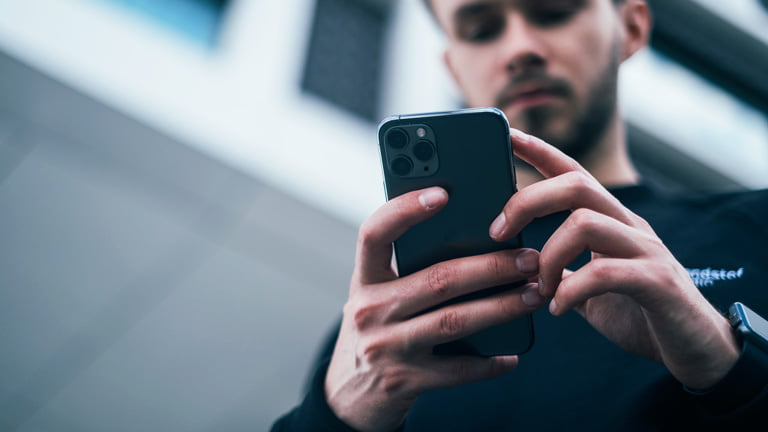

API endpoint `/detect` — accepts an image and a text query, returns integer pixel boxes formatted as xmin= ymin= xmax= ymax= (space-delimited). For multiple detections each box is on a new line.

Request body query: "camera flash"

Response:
xmin=416 ymin=127 xmax=426 ymax=138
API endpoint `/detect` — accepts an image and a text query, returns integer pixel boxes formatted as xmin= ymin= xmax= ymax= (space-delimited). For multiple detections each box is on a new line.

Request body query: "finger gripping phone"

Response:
xmin=378 ymin=107 xmax=534 ymax=356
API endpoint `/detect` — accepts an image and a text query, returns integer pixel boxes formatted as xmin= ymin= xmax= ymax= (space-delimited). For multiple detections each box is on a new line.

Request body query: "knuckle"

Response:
xmin=538 ymin=248 xmax=556 ymax=272
xmin=495 ymin=292 xmax=517 ymax=318
xmin=356 ymin=222 xmax=379 ymax=250
xmin=645 ymin=232 xmax=666 ymax=251
xmin=350 ymin=301 xmax=383 ymax=330
xmin=438 ymin=309 xmax=467 ymax=338
xmin=569 ymin=208 xmax=600 ymax=232
xmin=635 ymin=215 xmax=654 ymax=231
xmin=453 ymin=358 xmax=475 ymax=382
xmin=342 ymin=298 xmax=360 ymax=322
xmin=359 ymin=337 xmax=388 ymax=364
xmin=387 ymin=198 xmax=414 ymax=225
xmin=391 ymin=280 xmax=412 ymax=307
xmin=590 ymin=259 xmax=614 ymax=281
xmin=485 ymin=253 xmax=507 ymax=280
xmin=426 ymin=264 xmax=454 ymax=299
xmin=390 ymin=195 xmax=411 ymax=214
xmin=513 ymin=190 xmax=533 ymax=213
xmin=380 ymin=366 xmax=411 ymax=397
xmin=647 ymin=260 xmax=676 ymax=289
xmin=565 ymin=170 xmax=593 ymax=191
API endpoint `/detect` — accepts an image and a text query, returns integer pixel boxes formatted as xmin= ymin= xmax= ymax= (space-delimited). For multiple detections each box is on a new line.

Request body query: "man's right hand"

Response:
xmin=324 ymin=187 xmax=544 ymax=432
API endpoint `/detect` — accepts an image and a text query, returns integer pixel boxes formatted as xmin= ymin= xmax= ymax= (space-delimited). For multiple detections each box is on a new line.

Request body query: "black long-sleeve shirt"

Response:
xmin=272 ymin=185 xmax=768 ymax=431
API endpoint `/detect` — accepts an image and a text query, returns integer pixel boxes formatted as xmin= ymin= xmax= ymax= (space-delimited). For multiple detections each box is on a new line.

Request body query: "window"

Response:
xmin=97 ymin=0 xmax=231 ymax=48
xmin=302 ymin=0 xmax=390 ymax=122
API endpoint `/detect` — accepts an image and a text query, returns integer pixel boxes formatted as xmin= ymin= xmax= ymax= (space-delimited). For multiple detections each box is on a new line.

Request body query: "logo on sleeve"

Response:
xmin=685 ymin=267 xmax=745 ymax=288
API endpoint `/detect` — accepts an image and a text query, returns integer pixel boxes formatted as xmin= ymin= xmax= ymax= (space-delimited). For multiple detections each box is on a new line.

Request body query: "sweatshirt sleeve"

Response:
xmin=686 ymin=328 xmax=768 ymax=420
xmin=270 ymin=358 xmax=361 ymax=432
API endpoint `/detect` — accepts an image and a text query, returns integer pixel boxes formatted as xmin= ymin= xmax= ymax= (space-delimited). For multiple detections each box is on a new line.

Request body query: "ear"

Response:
xmin=618 ymin=0 xmax=652 ymax=62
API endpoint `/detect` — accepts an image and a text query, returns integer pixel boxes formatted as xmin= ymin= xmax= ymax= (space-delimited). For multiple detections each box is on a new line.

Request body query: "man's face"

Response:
xmin=433 ymin=0 xmax=624 ymax=158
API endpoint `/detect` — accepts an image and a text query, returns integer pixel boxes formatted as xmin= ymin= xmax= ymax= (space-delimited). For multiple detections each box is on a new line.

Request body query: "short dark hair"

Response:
xmin=421 ymin=0 xmax=629 ymax=19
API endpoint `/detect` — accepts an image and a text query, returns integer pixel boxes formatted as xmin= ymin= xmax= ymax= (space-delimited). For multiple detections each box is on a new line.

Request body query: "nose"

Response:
xmin=500 ymin=14 xmax=547 ymax=75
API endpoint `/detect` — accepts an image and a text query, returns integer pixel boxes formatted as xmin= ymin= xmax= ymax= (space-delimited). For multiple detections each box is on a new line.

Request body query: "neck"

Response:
xmin=516 ymin=110 xmax=640 ymax=189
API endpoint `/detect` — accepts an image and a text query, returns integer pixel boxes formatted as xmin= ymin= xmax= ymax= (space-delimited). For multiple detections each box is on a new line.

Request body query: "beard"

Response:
xmin=502 ymin=44 xmax=621 ymax=163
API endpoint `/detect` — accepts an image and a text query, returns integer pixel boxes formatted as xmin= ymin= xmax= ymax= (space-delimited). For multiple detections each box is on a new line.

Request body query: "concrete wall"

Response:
xmin=0 ymin=51 xmax=354 ymax=431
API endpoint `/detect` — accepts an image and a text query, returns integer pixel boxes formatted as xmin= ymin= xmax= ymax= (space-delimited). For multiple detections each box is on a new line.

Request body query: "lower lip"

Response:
xmin=509 ymin=92 xmax=559 ymax=110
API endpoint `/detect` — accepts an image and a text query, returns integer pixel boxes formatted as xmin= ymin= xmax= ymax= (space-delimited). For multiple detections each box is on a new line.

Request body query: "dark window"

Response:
xmin=302 ymin=0 xmax=389 ymax=122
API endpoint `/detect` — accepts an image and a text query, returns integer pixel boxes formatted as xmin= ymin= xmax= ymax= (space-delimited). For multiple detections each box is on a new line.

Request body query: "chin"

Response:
xmin=511 ymin=108 xmax=571 ymax=143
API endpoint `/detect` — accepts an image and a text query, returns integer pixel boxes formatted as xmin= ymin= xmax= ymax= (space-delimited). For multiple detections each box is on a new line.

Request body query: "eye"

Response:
xmin=454 ymin=4 xmax=506 ymax=44
xmin=459 ymin=15 xmax=505 ymax=43
xmin=532 ymin=10 xmax=574 ymax=26
xmin=527 ymin=0 xmax=585 ymax=27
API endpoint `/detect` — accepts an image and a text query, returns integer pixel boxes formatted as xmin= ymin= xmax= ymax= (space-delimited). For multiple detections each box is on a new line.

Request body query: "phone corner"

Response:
xmin=377 ymin=114 xmax=401 ymax=132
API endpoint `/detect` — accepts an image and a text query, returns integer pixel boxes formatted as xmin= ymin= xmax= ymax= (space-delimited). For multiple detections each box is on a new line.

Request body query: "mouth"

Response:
xmin=499 ymin=83 xmax=564 ymax=111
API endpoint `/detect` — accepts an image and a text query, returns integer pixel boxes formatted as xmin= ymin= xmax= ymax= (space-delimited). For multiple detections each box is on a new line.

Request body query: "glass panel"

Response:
xmin=302 ymin=0 xmax=387 ymax=121
xmin=95 ymin=0 xmax=230 ymax=47
xmin=692 ymin=0 xmax=768 ymax=46
xmin=621 ymin=49 xmax=768 ymax=189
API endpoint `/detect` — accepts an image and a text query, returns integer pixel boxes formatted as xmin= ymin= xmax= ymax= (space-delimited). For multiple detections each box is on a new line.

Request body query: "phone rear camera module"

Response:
xmin=413 ymin=140 xmax=435 ymax=162
xmin=386 ymin=128 xmax=408 ymax=150
xmin=391 ymin=156 xmax=413 ymax=176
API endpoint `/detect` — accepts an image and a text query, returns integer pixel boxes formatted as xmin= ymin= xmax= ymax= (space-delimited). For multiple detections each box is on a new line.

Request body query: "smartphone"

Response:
xmin=377 ymin=107 xmax=534 ymax=356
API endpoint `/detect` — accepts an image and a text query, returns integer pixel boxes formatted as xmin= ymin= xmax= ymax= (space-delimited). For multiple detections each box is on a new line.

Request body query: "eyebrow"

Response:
xmin=453 ymin=1 xmax=501 ymax=24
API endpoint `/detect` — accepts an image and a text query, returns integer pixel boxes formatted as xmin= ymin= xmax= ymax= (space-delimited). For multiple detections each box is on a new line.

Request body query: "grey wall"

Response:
xmin=0 ymin=50 xmax=356 ymax=431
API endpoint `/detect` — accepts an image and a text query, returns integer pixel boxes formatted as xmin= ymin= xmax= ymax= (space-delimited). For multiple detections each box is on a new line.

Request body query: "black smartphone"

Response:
xmin=378 ymin=107 xmax=534 ymax=356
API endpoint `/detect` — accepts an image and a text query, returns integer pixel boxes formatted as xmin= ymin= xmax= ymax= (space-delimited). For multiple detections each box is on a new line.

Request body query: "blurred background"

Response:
xmin=0 ymin=0 xmax=766 ymax=430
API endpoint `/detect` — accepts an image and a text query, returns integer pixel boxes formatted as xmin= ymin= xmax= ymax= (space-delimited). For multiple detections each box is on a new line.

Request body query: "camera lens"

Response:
xmin=413 ymin=140 xmax=435 ymax=162
xmin=391 ymin=156 xmax=413 ymax=176
xmin=386 ymin=129 xmax=408 ymax=149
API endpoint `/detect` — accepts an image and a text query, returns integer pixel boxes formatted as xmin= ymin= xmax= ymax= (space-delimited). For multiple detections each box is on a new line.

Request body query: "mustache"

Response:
xmin=494 ymin=74 xmax=572 ymax=108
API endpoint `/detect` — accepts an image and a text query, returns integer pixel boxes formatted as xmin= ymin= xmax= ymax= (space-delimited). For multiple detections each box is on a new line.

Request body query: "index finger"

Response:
xmin=510 ymin=128 xmax=587 ymax=179
xmin=355 ymin=187 xmax=449 ymax=284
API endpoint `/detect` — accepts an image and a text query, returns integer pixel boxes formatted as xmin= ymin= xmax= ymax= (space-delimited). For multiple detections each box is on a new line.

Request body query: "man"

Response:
xmin=273 ymin=0 xmax=768 ymax=430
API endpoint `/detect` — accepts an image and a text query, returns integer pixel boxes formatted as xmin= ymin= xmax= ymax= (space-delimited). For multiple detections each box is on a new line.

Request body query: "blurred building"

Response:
xmin=0 ymin=0 xmax=766 ymax=430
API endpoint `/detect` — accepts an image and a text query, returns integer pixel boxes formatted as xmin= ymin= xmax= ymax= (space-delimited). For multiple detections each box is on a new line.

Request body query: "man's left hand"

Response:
xmin=490 ymin=129 xmax=740 ymax=390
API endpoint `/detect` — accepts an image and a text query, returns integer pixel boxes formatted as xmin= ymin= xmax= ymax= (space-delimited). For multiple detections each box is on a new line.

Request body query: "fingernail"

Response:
xmin=419 ymin=188 xmax=446 ymax=210
xmin=509 ymin=128 xmax=528 ymax=141
xmin=516 ymin=250 xmax=538 ymax=274
xmin=549 ymin=298 xmax=558 ymax=315
xmin=495 ymin=356 xmax=518 ymax=372
xmin=489 ymin=212 xmax=506 ymax=238
xmin=522 ymin=285 xmax=544 ymax=307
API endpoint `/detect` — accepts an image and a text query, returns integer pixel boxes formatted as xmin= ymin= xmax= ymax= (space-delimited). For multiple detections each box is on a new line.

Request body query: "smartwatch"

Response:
xmin=728 ymin=302 xmax=768 ymax=354
xmin=693 ymin=302 xmax=768 ymax=414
